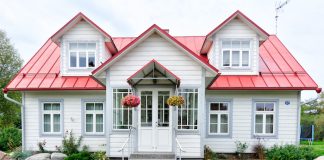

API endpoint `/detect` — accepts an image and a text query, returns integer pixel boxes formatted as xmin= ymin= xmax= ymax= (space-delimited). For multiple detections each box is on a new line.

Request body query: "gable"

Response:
xmin=62 ymin=20 xmax=104 ymax=40
xmin=217 ymin=18 xmax=257 ymax=38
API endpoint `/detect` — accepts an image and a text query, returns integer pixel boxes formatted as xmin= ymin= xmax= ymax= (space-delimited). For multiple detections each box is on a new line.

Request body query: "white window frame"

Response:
xmin=253 ymin=102 xmax=276 ymax=136
xmin=84 ymin=102 xmax=105 ymax=135
xmin=221 ymin=39 xmax=251 ymax=68
xmin=68 ymin=42 xmax=97 ymax=69
xmin=113 ymin=88 xmax=133 ymax=130
xmin=177 ymin=88 xmax=198 ymax=130
xmin=208 ymin=102 xmax=230 ymax=135
xmin=41 ymin=102 xmax=62 ymax=135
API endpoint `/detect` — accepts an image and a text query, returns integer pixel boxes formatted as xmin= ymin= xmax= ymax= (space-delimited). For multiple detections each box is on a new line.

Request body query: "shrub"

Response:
xmin=56 ymin=131 xmax=82 ymax=156
xmin=37 ymin=140 xmax=47 ymax=153
xmin=204 ymin=145 xmax=217 ymax=160
xmin=235 ymin=141 xmax=248 ymax=159
xmin=64 ymin=151 xmax=93 ymax=160
xmin=9 ymin=147 xmax=33 ymax=160
xmin=91 ymin=151 xmax=109 ymax=160
xmin=0 ymin=127 xmax=22 ymax=151
xmin=253 ymin=138 xmax=265 ymax=160
xmin=266 ymin=145 xmax=316 ymax=160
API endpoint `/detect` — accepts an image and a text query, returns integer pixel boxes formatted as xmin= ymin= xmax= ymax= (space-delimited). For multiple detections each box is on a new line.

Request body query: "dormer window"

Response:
xmin=221 ymin=39 xmax=250 ymax=68
xmin=69 ymin=42 xmax=97 ymax=68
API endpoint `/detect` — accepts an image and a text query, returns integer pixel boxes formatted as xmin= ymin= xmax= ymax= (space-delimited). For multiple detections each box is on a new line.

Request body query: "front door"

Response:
xmin=138 ymin=89 xmax=172 ymax=152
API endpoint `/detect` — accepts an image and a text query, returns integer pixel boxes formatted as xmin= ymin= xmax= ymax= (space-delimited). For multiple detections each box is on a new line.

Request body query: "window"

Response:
xmin=42 ymin=102 xmax=62 ymax=134
xmin=113 ymin=89 xmax=133 ymax=129
xmin=69 ymin=42 xmax=96 ymax=68
xmin=254 ymin=102 xmax=276 ymax=135
xmin=221 ymin=40 xmax=250 ymax=67
xmin=178 ymin=89 xmax=198 ymax=130
xmin=84 ymin=102 xmax=104 ymax=134
xmin=209 ymin=102 xmax=229 ymax=134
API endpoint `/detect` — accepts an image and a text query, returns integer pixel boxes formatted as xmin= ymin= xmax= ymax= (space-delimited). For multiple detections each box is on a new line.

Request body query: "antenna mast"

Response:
xmin=275 ymin=0 xmax=290 ymax=34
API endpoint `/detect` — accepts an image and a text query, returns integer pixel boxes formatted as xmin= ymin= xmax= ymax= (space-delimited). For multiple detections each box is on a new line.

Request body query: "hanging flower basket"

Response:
xmin=121 ymin=94 xmax=140 ymax=108
xmin=167 ymin=96 xmax=185 ymax=107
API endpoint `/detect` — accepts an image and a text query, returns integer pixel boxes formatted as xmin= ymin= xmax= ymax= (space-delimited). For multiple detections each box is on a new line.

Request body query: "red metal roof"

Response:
xmin=4 ymin=39 xmax=105 ymax=92
xmin=4 ymin=12 xmax=320 ymax=93
xmin=208 ymin=35 xmax=319 ymax=91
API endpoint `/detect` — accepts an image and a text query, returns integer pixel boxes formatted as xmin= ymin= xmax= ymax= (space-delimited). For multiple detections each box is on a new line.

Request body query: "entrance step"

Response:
xmin=129 ymin=152 xmax=175 ymax=160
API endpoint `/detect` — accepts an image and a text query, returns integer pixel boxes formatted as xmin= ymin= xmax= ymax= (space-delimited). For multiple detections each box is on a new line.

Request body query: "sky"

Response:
xmin=0 ymin=0 xmax=323 ymax=101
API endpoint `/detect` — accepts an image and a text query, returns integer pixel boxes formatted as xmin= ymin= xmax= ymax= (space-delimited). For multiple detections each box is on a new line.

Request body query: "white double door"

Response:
xmin=138 ymin=88 xmax=173 ymax=152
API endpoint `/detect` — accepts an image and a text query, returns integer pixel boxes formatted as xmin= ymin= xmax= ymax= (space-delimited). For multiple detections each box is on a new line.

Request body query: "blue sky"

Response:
xmin=0 ymin=0 xmax=323 ymax=100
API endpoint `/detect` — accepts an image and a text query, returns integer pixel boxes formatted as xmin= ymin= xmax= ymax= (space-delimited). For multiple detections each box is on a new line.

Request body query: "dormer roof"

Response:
xmin=201 ymin=10 xmax=270 ymax=54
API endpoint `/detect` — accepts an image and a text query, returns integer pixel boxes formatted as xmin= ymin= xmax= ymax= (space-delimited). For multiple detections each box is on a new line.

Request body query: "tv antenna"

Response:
xmin=275 ymin=0 xmax=290 ymax=34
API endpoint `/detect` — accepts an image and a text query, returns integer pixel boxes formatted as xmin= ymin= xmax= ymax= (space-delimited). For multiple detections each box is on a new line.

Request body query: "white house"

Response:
xmin=3 ymin=10 xmax=321 ymax=159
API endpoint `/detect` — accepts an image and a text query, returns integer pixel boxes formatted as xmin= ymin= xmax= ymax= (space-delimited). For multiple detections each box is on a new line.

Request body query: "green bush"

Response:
xmin=56 ymin=131 xmax=82 ymax=156
xmin=9 ymin=147 xmax=33 ymax=160
xmin=91 ymin=151 xmax=109 ymax=160
xmin=266 ymin=145 xmax=316 ymax=160
xmin=64 ymin=151 xmax=93 ymax=160
xmin=0 ymin=127 xmax=22 ymax=151
xmin=204 ymin=145 xmax=217 ymax=160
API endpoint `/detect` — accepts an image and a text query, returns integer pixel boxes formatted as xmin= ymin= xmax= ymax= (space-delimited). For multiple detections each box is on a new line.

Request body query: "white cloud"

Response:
xmin=0 ymin=0 xmax=322 ymax=100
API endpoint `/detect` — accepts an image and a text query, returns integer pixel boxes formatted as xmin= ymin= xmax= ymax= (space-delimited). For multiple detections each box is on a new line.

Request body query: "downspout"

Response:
xmin=3 ymin=89 xmax=25 ymax=150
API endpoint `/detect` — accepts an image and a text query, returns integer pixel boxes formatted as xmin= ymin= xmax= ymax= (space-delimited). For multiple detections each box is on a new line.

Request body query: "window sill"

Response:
xmin=40 ymin=133 xmax=63 ymax=137
xmin=206 ymin=133 xmax=232 ymax=138
xmin=82 ymin=133 xmax=106 ymax=137
xmin=252 ymin=134 xmax=277 ymax=139
xmin=176 ymin=129 xmax=200 ymax=135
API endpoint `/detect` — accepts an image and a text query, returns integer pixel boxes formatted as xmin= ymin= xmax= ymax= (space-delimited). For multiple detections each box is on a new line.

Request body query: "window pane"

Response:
xmin=210 ymin=124 xmax=217 ymax=133
xmin=78 ymin=43 xmax=87 ymax=50
xmin=232 ymin=51 xmax=240 ymax=66
xmin=210 ymin=103 xmax=219 ymax=110
xmin=210 ymin=114 xmax=218 ymax=123
xmin=79 ymin=52 xmax=86 ymax=67
xmin=86 ymin=103 xmax=94 ymax=110
xmin=52 ymin=103 xmax=60 ymax=110
xmin=88 ymin=43 xmax=96 ymax=50
xmin=69 ymin=43 xmax=78 ymax=50
xmin=44 ymin=114 xmax=51 ymax=132
xmin=96 ymin=114 xmax=103 ymax=132
xmin=266 ymin=124 xmax=274 ymax=133
xmin=255 ymin=124 xmax=263 ymax=133
xmin=221 ymin=114 xmax=228 ymax=123
xmin=44 ymin=103 xmax=52 ymax=110
xmin=219 ymin=103 xmax=228 ymax=110
xmin=53 ymin=114 xmax=60 ymax=132
xmin=222 ymin=40 xmax=231 ymax=48
xmin=242 ymin=41 xmax=250 ymax=48
xmin=256 ymin=103 xmax=264 ymax=111
xmin=95 ymin=103 xmax=103 ymax=110
xmin=232 ymin=41 xmax=240 ymax=48
xmin=220 ymin=124 xmax=228 ymax=133
xmin=223 ymin=51 xmax=230 ymax=66
xmin=88 ymin=52 xmax=95 ymax=67
xmin=242 ymin=51 xmax=249 ymax=66
xmin=255 ymin=114 xmax=263 ymax=123
xmin=265 ymin=103 xmax=274 ymax=111
xmin=86 ymin=114 xmax=93 ymax=132
xmin=266 ymin=115 xmax=273 ymax=123
xmin=70 ymin=52 xmax=77 ymax=67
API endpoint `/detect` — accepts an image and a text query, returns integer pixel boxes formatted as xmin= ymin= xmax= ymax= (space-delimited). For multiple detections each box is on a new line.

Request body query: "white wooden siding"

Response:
xmin=176 ymin=134 xmax=201 ymax=157
xmin=109 ymin=33 xmax=202 ymax=87
xmin=204 ymin=91 xmax=299 ymax=153
xmin=209 ymin=18 xmax=259 ymax=75
xmin=61 ymin=21 xmax=111 ymax=76
xmin=24 ymin=91 xmax=106 ymax=151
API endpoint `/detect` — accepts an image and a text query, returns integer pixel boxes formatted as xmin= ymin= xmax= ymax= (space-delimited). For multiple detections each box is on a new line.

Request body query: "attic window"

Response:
xmin=69 ymin=42 xmax=97 ymax=69
xmin=221 ymin=40 xmax=250 ymax=67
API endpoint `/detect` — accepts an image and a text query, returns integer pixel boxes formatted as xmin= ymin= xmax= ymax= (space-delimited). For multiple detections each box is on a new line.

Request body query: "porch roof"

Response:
xmin=127 ymin=59 xmax=180 ymax=87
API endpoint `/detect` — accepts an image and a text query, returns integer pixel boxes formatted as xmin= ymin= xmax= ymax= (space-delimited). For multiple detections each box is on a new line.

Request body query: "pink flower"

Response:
xmin=121 ymin=94 xmax=140 ymax=107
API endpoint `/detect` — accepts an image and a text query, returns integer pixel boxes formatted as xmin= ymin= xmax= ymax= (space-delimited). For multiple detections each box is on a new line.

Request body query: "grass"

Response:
xmin=301 ymin=140 xmax=324 ymax=156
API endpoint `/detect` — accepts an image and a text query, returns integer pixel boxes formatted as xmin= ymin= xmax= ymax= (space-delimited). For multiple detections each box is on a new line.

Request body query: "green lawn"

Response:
xmin=301 ymin=141 xmax=324 ymax=156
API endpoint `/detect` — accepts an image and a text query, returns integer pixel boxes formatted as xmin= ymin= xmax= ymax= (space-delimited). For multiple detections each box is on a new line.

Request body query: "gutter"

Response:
xmin=3 ymin=88 xmax=25 ymax=151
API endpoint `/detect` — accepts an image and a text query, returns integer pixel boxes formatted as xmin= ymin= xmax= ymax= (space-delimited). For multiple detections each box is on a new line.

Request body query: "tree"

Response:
xmin=0 ymin=29 xmax=23 ymax=128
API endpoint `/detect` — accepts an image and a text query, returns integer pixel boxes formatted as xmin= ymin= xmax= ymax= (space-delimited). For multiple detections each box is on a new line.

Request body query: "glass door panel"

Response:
xmin=157 ymin=91 xmax=170 ymax=127
xmin=141 ymin=91 xmax=153 ymax=127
